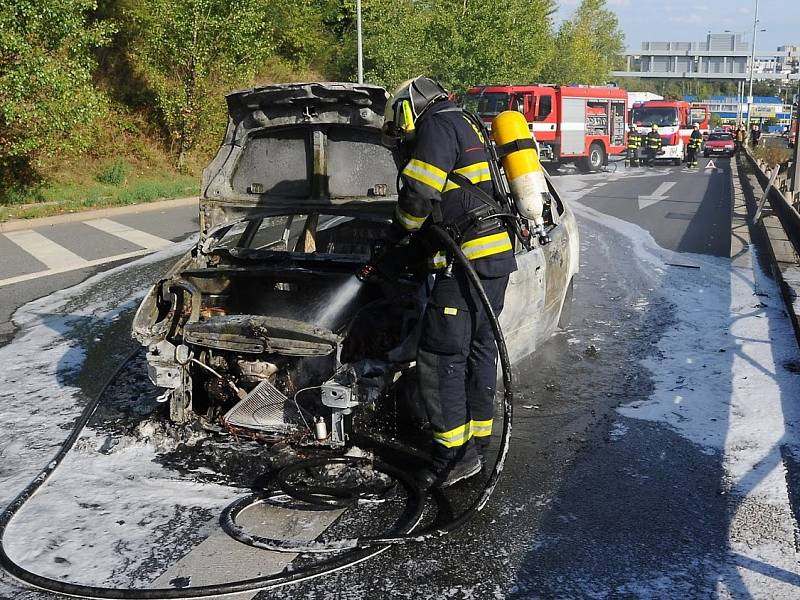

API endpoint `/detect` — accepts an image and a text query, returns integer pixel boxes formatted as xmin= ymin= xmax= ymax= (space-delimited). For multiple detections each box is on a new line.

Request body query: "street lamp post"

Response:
xmin=356 ymin=0 xmax=364 ymax=84
xmin=745 ymin=0 xmax=761 ymax=135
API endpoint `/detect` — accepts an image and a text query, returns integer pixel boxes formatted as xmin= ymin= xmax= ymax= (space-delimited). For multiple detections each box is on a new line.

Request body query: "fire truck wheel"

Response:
xmin=587 ymin=142 xmax=605 ymax=171
xmin=578 ymin=142 xmax=606 ymax=173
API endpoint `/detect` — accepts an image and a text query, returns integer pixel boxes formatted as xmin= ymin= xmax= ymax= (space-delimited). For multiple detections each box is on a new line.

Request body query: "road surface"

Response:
xmin=2 ymin=157 xmax=799 ymax=599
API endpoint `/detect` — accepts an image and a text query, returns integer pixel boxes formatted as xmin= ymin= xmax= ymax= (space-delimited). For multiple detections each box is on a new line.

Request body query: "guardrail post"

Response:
xmin=791 ymin=118 xmax=800 ymax=203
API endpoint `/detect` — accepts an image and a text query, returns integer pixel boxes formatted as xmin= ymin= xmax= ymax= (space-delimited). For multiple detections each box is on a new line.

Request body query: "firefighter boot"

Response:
xmin=416 ymin=443 xmax=482 ymax=490
xmin=474 ymin=437 xmax=491 ymax=469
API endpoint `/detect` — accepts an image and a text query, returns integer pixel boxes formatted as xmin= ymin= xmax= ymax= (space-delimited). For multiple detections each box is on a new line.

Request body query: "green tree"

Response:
xmin=427 ymin=0 xmax=555 ymax=92
xmin=326 ymin=0 xmax=555 ymax=93
xmin=543 ymin=0 xmax=624 ymax=85
xmin=122 ymin=0 xmax=326 ymax=168
xmin=358 ymin=0 xmax=436 ymax=89
xmin=0 ymin=0 xmax=113 ymax=186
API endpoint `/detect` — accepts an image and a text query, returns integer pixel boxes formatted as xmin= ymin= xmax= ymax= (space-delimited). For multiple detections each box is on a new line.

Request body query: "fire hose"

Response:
xmin=0 ymin=223 xmax=515 ymax=598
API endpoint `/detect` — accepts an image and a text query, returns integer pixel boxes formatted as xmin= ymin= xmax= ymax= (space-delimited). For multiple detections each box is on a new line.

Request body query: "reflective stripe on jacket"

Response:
xmin=394 ymin=101 xmax=517 ymax=278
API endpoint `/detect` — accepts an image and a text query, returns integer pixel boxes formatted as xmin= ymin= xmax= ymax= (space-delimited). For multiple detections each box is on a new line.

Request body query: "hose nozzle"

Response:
xmin=356 ymin=263 xmax=377 ymax=282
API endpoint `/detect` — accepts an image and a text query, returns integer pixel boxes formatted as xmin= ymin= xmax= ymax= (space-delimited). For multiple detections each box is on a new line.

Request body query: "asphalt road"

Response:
xmin=2 ymin=160 xmax=800 ymax=599
xmin=579 ymin=159 xmax=733 ymax=257
xmin=0 ymin=204 xmax=198 ymax=344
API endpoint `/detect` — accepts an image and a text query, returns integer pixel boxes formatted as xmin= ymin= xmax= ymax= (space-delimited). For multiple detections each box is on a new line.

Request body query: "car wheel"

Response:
xmin=558 ymin=279 xmax=574 ymax=330
xmin=704 ymin=151 xmax=709 ymax=157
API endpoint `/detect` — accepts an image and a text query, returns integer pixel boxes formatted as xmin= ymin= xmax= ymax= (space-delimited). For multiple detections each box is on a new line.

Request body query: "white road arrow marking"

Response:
xmin=638 ymin=181 xmax=677 ymax=209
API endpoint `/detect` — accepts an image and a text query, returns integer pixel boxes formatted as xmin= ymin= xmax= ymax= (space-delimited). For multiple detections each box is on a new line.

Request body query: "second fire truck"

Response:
xmin=630 ymin=100 xmax=710 ymax=164
xmin=462 ymin=84 xmax=628 ymax=172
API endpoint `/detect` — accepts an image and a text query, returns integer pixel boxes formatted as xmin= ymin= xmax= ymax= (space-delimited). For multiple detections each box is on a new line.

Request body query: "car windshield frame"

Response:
xmin=206 ymin=212 xmax=391 ymax=255
xmin=708 ymin=133 xmax=733 ymax=141
xmin=461 ymin=92 xmax=511 ymax=117
xmin=631 ymin=107 xmax=679 ymax=128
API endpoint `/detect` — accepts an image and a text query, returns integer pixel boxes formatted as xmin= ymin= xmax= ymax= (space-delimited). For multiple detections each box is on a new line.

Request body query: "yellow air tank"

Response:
xmin=491 ymin=110 xmax=550 ymax=229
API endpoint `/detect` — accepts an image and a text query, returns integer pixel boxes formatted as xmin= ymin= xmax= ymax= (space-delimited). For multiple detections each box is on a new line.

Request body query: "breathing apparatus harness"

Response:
xmin=425 ymin=107 xmax=550 ymax=256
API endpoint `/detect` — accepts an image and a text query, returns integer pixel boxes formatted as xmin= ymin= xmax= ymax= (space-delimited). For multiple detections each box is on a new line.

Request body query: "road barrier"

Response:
xmin=740 ymin=147 xmax=800 ymax=347
xmin=744 ymin=148 xmax=800 ymax=253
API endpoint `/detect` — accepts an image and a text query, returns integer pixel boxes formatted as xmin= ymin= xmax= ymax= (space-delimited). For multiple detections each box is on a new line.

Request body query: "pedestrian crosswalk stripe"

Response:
xmin=0 ymin=218 xmax=178 ymax=288
xmin=4 ymin=229 xmax=88 ymax=270
xmin=84 ymin=218 xmax=173 ymax=249
xmin=0 ymin=248 xmax=159 ymax=289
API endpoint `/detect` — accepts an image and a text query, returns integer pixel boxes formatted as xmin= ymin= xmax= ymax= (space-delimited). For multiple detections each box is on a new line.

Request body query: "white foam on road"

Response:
xmin=574 ymin=199 xmax=800 ymax=597
xmin=0 ymin=237 xmax=199 ymax=593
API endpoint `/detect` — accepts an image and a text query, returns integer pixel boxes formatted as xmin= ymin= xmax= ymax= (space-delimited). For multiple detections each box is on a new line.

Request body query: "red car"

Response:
xmin=704 ymin=132 xmax=735 ymax=157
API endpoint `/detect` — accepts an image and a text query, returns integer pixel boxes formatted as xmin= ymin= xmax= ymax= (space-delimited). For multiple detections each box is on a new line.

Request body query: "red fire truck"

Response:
xmin=630 ymin=100 xmax=710 ymax=164
xmin=462 ymin=84 xmax=628 ymax=172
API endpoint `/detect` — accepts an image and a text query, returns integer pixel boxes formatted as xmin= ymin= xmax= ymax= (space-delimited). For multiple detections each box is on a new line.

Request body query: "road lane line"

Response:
xmin=84 ymin=218 xmax=173 ymax=249
xmin=648 ymin=181 xmax=677 ymax=198
xmin=637 ymin=181 xmax=677 ymax=209
xmin=150 ymin=504 xmax=344 ymax=597
xmin=4 ymin=229 xmax=88 ymax=270
xmin=0 ymin=248 xmax=159 ymax=288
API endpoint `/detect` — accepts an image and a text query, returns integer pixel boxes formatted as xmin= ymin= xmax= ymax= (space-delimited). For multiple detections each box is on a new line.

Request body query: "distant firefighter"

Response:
xmin=686 ymin=123 xmax=703 ymax=168
xmin=645 ymin=125 xmax=662 ymax=166
xmin=627 ymin=125 xmax=641 ymax=167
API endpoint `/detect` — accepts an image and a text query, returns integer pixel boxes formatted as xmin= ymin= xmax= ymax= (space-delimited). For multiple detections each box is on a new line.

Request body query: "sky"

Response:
xmin=555 ymin=0 xmax=800 ymax=53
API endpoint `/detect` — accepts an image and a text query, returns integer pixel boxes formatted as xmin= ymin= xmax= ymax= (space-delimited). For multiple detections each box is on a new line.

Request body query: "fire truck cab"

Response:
xmin=630 ymin=100 xmax=710 ymax=164
xmin=462 ymin=84 xmax=628 ymax=172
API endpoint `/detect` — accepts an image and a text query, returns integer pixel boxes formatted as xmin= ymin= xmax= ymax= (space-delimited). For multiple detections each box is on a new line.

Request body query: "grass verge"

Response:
xmin=0 ymin=175 xmax=197 ymax=222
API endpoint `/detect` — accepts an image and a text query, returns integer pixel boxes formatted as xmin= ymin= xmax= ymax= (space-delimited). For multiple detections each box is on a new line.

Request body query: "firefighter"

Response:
xmin=750 ymin=124 xmax=761 ymax=147
xmin=626 ymin=125 xmax=641 ymax=167
xmin=686 ymin=123 xmax=703 ymax=168
xmin=735 ymin=125 xmax=746 ymax=153
xmin=645 ymin=124 xmax=662 ymax=166
xmin=381 ymin=76 xmax=517 ymax=489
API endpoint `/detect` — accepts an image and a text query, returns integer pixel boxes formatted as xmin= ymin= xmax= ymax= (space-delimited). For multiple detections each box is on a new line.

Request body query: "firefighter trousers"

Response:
xmin=417 ymin=269 xmax=509 ymax=463
xmin=686 ymin=146 xmax=698 ymax=167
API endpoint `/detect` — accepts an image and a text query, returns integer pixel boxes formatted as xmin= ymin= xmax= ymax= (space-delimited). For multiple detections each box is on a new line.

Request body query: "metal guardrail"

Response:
xmin=744 ymin=146 xmax=800 ymax=256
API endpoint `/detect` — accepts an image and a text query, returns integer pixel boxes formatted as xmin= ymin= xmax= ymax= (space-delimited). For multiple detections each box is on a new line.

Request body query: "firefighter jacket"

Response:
xmin=627 ymin=131 xmax=641 ymax=149
xmin=688 ymin=130 xmax=703 ymax=150
xmin=646 ymin=130 xmax=662 ymax=150
xmin=394 ymin=100 xmax=517 ymax=278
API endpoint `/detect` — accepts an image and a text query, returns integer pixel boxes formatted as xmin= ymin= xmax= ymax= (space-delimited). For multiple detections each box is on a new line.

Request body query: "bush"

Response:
xmin=0 ymin=0 xmax=113 ymax=176
xmin=752 ymin=145 xmax=791 ymax=168
xmin=96 ymin=159 xmax=131 ymax=185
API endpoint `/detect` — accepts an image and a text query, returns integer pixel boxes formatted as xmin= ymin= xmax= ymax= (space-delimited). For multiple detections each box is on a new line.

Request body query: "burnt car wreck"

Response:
xmin=132 ymin=82 xmax=579 ymax=448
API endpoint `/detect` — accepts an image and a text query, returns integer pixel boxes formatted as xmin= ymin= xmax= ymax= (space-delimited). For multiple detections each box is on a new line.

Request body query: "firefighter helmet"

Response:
xmin=651 ymin=124 xmax=659 ymax=131
xmin=382 ymin=76 xmax=449 ymax=145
